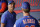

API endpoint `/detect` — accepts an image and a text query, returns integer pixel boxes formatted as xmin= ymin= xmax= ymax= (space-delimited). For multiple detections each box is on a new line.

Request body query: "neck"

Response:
xmin=8 ymin=9 xmax=13 ymax=14
xmin=23 ymin=13 xmax=30 ymax=16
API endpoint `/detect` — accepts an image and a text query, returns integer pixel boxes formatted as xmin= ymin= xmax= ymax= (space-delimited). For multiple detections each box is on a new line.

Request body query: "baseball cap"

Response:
xmin=21 ymin=2 xmax=30 ymax=9
xmin=8 ymin=1 xmax=14 ymax=5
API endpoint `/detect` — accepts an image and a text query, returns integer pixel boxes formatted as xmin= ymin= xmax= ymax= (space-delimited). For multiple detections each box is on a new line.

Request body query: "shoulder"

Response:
xmin=13 ymin=11 xmax=16 ymax=16
xmin=13 ymin=11 xmax=16 ymax=14
xmin=1 ymin=10 xmax=8 ymax=17
xmin=30 ymin=15 xmax=36 ymax=19
xmin=30 ymin=15 xmax=38 ymax=21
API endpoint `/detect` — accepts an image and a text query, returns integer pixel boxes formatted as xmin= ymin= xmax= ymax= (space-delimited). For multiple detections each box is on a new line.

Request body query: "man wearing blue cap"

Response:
xmin=1 ymin=1 xmax=16 ymax=27
xmin=14 ymin=2 xmax=39 ymax=27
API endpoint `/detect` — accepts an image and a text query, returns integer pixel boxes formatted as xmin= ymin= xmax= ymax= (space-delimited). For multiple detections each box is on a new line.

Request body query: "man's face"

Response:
xmin=8 ymin=3 xmax=15 ymax=11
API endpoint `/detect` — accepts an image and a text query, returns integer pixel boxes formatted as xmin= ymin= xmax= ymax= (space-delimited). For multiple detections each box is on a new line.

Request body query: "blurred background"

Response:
xmin=0 ymin=0 xmax=40 ymax=27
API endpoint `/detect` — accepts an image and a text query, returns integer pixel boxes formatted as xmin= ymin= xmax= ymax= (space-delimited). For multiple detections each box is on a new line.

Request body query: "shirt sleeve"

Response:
xmin=1 ymin=14 xmax=7 ymax=24
xmin=35 ymin=19 xmax=39 ymax=27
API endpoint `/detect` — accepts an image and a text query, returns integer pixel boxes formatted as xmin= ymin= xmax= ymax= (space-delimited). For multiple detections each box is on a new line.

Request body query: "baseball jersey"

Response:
xmin=1 ymin=10 xmax=16 ymax=27
xmin=14 ymin=16 xmax=39 ymax=27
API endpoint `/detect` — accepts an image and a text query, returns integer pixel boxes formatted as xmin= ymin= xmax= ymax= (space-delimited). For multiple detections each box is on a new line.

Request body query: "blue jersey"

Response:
xmin=15 ymin=16 xmax=39 ymax=27
xmin=1 ymin=10 xmax=16 ymax=27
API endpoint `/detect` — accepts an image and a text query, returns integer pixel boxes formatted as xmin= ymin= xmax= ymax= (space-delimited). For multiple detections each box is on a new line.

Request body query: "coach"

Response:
xmin=1 ymin=1 xmax=16 ymax=27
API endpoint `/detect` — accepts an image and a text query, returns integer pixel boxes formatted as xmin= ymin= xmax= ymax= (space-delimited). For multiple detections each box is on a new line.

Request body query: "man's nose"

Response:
xmin=12 ymin=5 xmax=13 ymax=7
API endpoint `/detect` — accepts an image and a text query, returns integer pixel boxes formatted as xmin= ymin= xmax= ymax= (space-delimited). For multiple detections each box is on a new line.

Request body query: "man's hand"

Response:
xmin=1 ymin=23 xmax=5 ymax=27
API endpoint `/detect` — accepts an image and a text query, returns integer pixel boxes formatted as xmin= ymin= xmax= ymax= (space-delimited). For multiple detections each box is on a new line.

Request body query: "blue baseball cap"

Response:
xmin=21 ymin=2 xmax=30 ymax=9
xmin=8 ymin=1 xmax=14 ymax=5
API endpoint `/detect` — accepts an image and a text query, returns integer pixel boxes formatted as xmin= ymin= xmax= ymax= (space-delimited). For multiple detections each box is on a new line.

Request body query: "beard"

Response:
xmin=9 ymin=8 xmax=14 ymax=11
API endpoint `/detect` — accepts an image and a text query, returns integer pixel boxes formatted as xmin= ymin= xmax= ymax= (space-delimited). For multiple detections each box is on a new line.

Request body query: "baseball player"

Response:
xmin=14 ymin=2 xmax=39 ymax=27
xmin=1 ymin=1 xmax=16 ymax=27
